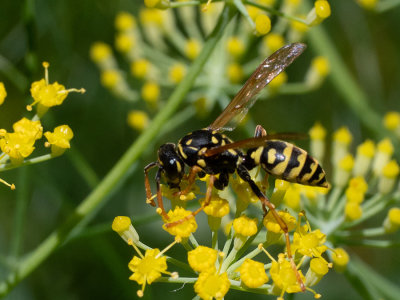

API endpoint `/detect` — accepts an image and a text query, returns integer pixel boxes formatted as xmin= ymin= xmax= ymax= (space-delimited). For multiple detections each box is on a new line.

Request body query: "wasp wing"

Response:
xmin=207 ymin=43 xmax=306 ymax=132
xmin=204 ymin=133 xmax=307 ymax=157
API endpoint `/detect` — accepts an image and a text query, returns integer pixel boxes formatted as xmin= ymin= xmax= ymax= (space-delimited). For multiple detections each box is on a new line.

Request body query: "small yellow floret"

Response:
xmin=112 ymin=216 xmax=132 ymax=233
xmin=44 ymin=125 xmax=74 ymax=156
xmin=357 ymin=140 xmax=375 ymax=157
xmin=357 ymin=0 xmax=378 ymax=10
xmin=312 ymin=56 xmax=330 ymax=77
xmin=333 ymin=127 xmax=352 ymax=144
xmin=168 ymin=63 xmax=186 ymax=84
xmin=139 ymin=8 xmax=164 ymax=26
xmin=90 ymin=42 xmax=112 ymax=63
xmin=162 ymin=207 xmax=198 ymax=238
xmin=131 ymin=59 xmax=151 ymax=79
xmin=115 ymin=33 xmax=135 ymax=53
xmin=144 ymin=0 xmax=170 ymax=9
xmin=384 ymin=208 xmax=400 ymax=233
xmin=290 ymin=19 xmax=309 ymax=33
xmin=233 ymin=215 xmax=258 ymax=237
xmin=263 ymin=33 xmax=285 ymax=52
xmin=141 ymin=81 xmax=160 ymax=105
xmin=115 ymin=12 xmax=136 ymax=31
xmin=13 ymin=117 xmax=43 ymax=141
xmin=188 ymin=246 xmax=218 ymax=273
xmin=184 ymin=39 xmax=201 ymax=60
xmin=269 ymin=71 xmax=287 ymax=89
xmin=255 ymin=14 xmax=271 ymax=35
xmin=239 ymin=259 xmax=269 ymax=288
xmin=348 ymin=176 xmax=368 ymax=193
xmin=226 ymin=37 xmax=245 ymax=58
xmin=339 ymin=154 xmax=354 ymax=171
xmin=194 ymin=271 xmax=230 ymax=300
xmin=227 ymin=63 xmax=244 ymax=84
xmin=101 ymin=70 xmax=121 ymax=88
xmin=382 ymin=160 xmax=400 ymax=178
xmin=332 ymin=248 xmax=350 ymax=271
xmin=384 ymin=111 xmax=400 ymax=130
xmin=345 ymin=202 xmax=362 ymax=221
xmin=377 ymin=138 xmax=394 ymax=155
xmin=127 ymin=110 xmax=149 ymax=131
xmin=309 ymin=257 xmax=329 ymax=276
xmin=201 ymin=195 xmax=230 ymax=218
xmin=263 ymin=210 xmax=296 ymax=234
xmin=309 ymin=122 xmax=326 ymax=140
xmin=315 ymin=1 xmax=331 ymax=19
xmin=270 ymin=254 xmax=305 ymax=294
xmin=0 ymin=82 xmax=6 ymax=105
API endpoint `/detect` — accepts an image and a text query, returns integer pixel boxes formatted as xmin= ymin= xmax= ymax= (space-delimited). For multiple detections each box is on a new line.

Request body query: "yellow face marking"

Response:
xmin=178 ymin=144 xmax=187 ymax=159
xmin=197 ymin=159 xmax=206 ymax=168
xmin=271 ymin=145 xmax=293 ymax=176
xmin=186 ymin=139 xmax=193 ymax=145
xmin=211 ymin=136 xmax=219 ymax=144
xmin=176 ymin=161 xmax=182 ymax=173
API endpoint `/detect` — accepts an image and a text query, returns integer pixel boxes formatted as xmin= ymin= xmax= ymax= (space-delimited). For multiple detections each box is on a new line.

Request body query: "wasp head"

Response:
xmin=157 ymin=143 xmax=185 ymax=188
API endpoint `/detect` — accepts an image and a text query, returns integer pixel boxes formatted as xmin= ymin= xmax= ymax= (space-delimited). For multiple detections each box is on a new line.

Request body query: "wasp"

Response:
xmin=144 ymin=43 xmax=328 ymax=290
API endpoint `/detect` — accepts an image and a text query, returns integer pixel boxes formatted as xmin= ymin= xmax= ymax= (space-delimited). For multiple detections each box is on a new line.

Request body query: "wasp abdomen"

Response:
xmin=247 ymin=140 xmax=328 ymax=187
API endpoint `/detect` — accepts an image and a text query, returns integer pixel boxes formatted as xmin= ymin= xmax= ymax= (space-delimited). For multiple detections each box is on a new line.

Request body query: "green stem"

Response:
xmin=376 ymin=0 xmax=400 ymax=12
xmin=0 ymin=154 xmax=53 ymax=172
xmin=0 ymin=5 xmax=237 ymax=296
xmin=10 ymin=167 xmax=30 ymax=259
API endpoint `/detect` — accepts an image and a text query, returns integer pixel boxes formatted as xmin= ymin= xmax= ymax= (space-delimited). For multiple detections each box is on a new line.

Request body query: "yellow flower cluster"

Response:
xmin=0 ymin=64 xmax=82 ymax=189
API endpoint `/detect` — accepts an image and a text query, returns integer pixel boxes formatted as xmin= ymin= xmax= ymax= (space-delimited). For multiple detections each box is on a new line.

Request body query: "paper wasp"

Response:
xmin=144 ymin=43 xmax=328 ymax=290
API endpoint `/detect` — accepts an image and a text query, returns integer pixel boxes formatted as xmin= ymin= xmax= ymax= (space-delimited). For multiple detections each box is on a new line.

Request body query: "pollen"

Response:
xmin=357 ymin=140 xmax=375 ymax=157
xmin=239 ymin=259 xmax=269 ymax=288
xmin=333 ymin=126 xmax=352 ymax=145
xmin=0 ymin=82 xmax=6 ymax=105
xmin=382 ymin=160 xmax=399 ymax=178
xmin=188 ymin=246 xmax=218 ymax=273
xmin=127 ymin=110 xmax=149 ymax=131
xmin=339 ymin=154 xmax=354 ymax=171
xmin=377 ymin=138 xmax=394 ymax=155
xmin=255 ymin=14 xmax=271 ymax=36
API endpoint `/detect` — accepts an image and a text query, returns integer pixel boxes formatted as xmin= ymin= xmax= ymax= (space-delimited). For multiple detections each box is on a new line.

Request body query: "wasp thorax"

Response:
xmin=158 ymin=143 xmax=185 ymax=187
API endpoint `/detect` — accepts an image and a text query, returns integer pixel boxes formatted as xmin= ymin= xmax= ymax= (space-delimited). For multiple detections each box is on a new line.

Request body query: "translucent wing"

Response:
xmin=204 ymin=133 xmax=307 ymax=157
xmin=207 ymin=43 xmax=306 ymax=132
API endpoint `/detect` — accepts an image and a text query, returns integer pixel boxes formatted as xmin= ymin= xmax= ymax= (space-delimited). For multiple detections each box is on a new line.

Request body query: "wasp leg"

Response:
xmin=155 ymin=168 xmax=170 ymax=220
xmin=166 ymin=174 xmax=216 ymax=228
xmin=254 ymin=125 xmax=267 ymax=137
xmin=174 ymin=165 xmax=202 ymax=197
xmin=237 ymin=164 xmax=305 ymax=292
xmin=144 ymin=162 xmax=158 ymax=206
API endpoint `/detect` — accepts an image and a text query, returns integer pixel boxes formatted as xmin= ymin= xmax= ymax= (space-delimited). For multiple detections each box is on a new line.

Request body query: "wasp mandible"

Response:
xmin=144 ymin=43 xmax=328 ymax=291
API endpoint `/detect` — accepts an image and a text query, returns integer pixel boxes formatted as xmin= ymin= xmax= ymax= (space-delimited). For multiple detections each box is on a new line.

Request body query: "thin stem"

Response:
xmin=376 ymin=0 xmax=400 ymax=12
xmin=0 ymin=5 xmax=237 ymax=296
xmin=0 ymin=154 xmax=53 ymax=172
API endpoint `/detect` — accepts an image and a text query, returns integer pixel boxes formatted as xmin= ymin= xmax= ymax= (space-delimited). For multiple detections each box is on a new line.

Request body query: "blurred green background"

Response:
xmin=0 ymin=0 xmax=399 ymax=299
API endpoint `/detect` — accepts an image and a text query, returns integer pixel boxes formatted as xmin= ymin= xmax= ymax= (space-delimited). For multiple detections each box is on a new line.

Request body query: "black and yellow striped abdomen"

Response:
xmin=245 ymin=140 xmax=328 ymax=187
